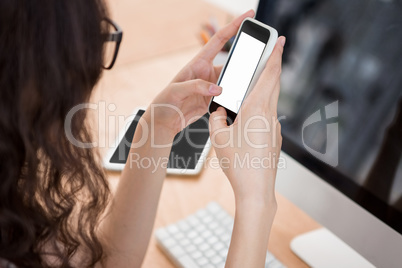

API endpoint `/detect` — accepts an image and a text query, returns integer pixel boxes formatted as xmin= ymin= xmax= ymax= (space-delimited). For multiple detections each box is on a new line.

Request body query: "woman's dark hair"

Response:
xmin=0 ymin=0 xmax=111 ymax=267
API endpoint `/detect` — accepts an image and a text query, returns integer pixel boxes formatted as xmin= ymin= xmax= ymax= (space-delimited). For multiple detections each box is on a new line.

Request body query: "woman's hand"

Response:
xmin=146 ymin=10 xmax=256 ymax=139
xmin=209 ymin=36 xmax=286 ymax=205
xmin=209 ymin=36 xmax=285 ymax=268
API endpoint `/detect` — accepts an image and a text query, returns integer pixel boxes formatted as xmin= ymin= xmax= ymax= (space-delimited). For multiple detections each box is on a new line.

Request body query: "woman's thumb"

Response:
xmin=209 ymin=107 xmax=228 ymax=135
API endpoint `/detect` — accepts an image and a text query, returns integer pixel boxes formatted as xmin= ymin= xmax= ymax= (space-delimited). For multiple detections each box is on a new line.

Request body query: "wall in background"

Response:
xmin=203 ymin=0 xmax=259 ymax=15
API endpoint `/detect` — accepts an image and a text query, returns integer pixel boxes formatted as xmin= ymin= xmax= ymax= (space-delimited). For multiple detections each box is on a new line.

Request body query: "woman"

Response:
xmin=0 ymin=0 xmax=285 ymax=267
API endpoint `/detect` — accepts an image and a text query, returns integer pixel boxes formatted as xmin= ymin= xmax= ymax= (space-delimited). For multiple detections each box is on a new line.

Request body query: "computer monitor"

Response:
xmin=255 ymin=0 xmax=402 ymax=267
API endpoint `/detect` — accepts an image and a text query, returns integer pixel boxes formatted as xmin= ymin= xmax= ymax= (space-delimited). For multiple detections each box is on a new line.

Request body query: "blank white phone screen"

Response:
xmin=214 ymin=32 xmax=266 ymax=113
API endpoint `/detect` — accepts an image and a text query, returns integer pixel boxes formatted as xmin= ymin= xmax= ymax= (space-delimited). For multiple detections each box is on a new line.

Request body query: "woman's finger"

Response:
xmin=250 ymin=36 xmax=285 ymax=110
xmin=171 ymin=79 xmax=222 ymax=100
xmin=198 ymin=10 xmax=255 ymax=62
xmin=209 ymin=107 xmax=228 ymax=136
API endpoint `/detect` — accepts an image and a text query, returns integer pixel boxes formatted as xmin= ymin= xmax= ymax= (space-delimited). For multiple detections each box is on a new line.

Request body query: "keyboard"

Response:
xmin=155 ymin=202 xmax=285 ymax=268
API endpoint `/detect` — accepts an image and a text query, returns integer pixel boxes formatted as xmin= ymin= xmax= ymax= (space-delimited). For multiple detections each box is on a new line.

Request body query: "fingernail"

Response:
xmin=280 ymin=36 xmax=286 ymax=47
xmin=209 ymin=85 xmax=222 ymax=94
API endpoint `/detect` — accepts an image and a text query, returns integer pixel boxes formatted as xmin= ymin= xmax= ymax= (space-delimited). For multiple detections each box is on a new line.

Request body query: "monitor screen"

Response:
xmin=256 ymin=0 xmax=402 ymax=233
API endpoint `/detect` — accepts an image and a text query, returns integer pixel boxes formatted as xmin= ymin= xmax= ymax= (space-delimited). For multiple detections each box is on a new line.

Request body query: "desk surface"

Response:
xmin=96 ymin=0 xmax=321 ymax=267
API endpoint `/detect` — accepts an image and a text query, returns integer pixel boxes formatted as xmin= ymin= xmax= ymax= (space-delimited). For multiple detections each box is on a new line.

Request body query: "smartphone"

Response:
xmin=103 ymin=108 xmax=211 ymax=175
xmin=209 ymin=18 xmax=278 ymax=123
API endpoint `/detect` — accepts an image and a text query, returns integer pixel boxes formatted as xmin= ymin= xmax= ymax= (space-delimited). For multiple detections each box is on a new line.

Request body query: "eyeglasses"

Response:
xmin=102 ymin=18 xmax=123 ymax=70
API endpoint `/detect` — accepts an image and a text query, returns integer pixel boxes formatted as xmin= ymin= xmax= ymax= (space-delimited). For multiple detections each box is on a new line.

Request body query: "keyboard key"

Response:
xmin=196 ymin=209 xmax=208 ymax=218
xmin=179 ymin=238 xmax=190 ymax=247
xmin=198 ymin=243 xmax=209 ymax=252
xmin=196 ymin=257 xmax=208 ymax=266
xmin=187 ymin=231 xmax=197 ymax=239
xmin=167 ymin=225 xmax=180 ymax=234
xmin=191 ymin=251 xmax=203 ymax=259
xmin=222 ymin=217 xmax=233 ymax=227
xmin=187 ymin=215 xmax=200 ymax=226
xmin=155 ymin=229 xmax=169 ymax=240
xmin=204 ymin=249 xmax=215 ymax=258
xmin=206 ymin=202 xmax=220 ymax=213
xmin=217 ymin=262 xmax=226 ymax=268
xmin=207 ymin=236 xmax=218 ymax=245
xmin=208 ymin=221 xmax=219 ymax=230
xmin=186 ymin=244 xmax=197 ymax=253
xmin=177 ymin=255 xmax=199 ymax=268
xmin=193 ymin=237 xmax=203 ymax=245
xmin=196 ymin=224 xmax=206 ymax=233
xmin=215 ymin=211 xmax=227 ymax=220
xmin=170 ymin=245 xmax=185 ymax=257
xmin=213 ymin=242 xmax=224 ymax=251
xmin=163 ymin=237 xmax=176 ymax=248
xmin=214 ymin=227 xmax=225 ymax=236
xmin=211 ymin=255 xmax=222 ymax=264
xmin=202 ymin=215 xmax=213 ymax=224
xmin=174 ymin=232 xmax=185 ymax=240
xmin=219 ymin=248 xmax=228 ymax=258
xmin=221 ymin=233 xmax=231 ymax=244
xmin=201 ymin=230 xmax=212 ymax=239
xmin=178 ymin=220 xmax=190 ymax=232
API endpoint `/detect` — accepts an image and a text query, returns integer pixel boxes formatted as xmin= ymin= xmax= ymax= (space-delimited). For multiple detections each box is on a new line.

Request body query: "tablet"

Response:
xmin=103 ymin=108 xmax=211 ymax=175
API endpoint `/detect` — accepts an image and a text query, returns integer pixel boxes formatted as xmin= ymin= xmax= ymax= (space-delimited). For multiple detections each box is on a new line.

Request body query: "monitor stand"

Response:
xmin=290 ymin=228 xmax=375 ymax=268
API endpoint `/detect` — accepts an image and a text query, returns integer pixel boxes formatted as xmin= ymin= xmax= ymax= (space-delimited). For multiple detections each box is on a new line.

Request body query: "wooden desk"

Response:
xmin=95 ymin=0 xmax=320 ymax=267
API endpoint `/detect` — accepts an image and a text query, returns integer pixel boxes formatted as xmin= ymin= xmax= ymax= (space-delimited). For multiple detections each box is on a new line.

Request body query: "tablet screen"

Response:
xmin=168 ymin=113 xmax=210 ymax=170
xmin=109 ymin=109 xmax=145 ymax=164
xmin=109 ymin=110 xmax=210 ymax=170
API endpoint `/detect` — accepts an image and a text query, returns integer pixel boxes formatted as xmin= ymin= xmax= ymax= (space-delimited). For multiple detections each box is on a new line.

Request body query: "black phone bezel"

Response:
xmin=209 ymin=19 xmax=271 ymax=124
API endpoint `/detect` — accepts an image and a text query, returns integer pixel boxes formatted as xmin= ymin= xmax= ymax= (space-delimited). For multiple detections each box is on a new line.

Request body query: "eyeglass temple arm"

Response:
xmin=104 ymin=18 xmax=123 ymax=42
xmin=106 ymin=32 xmax=122 ymax=42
